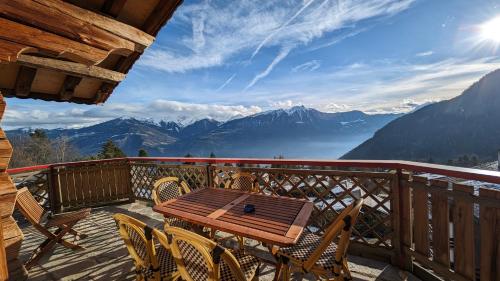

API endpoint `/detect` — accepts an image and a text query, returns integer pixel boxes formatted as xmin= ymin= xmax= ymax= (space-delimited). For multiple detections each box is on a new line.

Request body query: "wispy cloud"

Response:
xmin=216 ymin=74 xmax=236 ymax=91
xmin=245 ymin=47 xmax=291 ymax=91
xmin=243 ymin=56 xmax=500 ymax=113
xmin=250 ymin=0 xmax=317 ymax=59
xmin=292 ymin=60 xmax=321 ymax=73
xmin=139 ymin=0 xmax=416 ymax=85
xmin=416 ymin=51 xmax=434 ymax=57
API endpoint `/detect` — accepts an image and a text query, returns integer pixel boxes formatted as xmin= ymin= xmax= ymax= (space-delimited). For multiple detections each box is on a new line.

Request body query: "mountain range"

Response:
xmin=343 ymin=69 xmax=500 ymax=163
xmin=7 ymin=106 xmax=401 ymax=159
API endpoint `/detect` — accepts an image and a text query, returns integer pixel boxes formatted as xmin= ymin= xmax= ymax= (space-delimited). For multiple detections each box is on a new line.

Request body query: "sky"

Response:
xmin=4 ymin=0 xmax=500 ymax=129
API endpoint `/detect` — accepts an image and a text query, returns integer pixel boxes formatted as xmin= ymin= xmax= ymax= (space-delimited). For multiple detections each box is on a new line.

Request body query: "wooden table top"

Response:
xmin=153 ymin=188 xmax=314 ymax=247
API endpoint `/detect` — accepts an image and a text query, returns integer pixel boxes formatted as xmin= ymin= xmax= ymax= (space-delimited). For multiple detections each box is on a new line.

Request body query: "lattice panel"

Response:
xmin=11 ymin=170 xmax=50 ymax=209
xmin=130 ymin=163 xmax=208 ymax=200
xmin=212 ymin=166 xmax=395 ymax=249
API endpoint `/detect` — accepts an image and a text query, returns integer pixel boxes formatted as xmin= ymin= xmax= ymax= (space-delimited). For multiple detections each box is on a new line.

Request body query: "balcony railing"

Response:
xmin=8 ymin=157 xmax=500 ymax=281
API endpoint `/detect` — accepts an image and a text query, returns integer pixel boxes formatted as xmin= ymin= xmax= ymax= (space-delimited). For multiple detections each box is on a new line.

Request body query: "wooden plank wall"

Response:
xmin=404 ymin=174 xmax=500 ymax=281
xmin=53 ymin=160 xmax=131 ymax=211
xmin=0 ymin=94 xmax=26 ymax=280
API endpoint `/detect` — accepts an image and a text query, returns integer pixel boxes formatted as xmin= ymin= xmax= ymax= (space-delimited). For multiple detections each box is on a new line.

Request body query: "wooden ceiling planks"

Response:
xmin=0 ymin=0 xmax=182 ymax=104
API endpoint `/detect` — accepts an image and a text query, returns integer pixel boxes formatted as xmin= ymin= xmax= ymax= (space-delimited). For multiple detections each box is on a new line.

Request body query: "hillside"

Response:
xmin=7 ymin=107 xmax=400 ymax=158
xmin=342 ymin=69 xmax=500 ymax=163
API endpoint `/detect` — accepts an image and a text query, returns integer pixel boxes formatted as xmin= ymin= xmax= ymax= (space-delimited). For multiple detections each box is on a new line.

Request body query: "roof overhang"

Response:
xmin=0 ymin=0 xmax=182 ymax=104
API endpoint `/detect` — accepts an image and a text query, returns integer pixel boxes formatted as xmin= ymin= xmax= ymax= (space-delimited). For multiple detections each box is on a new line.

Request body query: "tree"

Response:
xmin=10 ymin=131 xmax=81 ymax=167
xmin=52 ymin=136 xmax=80 ymax=163
xmin=209 ymin=152 xmax=216 ymax=158
xmin=27 ymin=129 xmax=52 ymax=164
xmin=138 ymin=149 xmax=149 ymax=157
xmin=183 ymin=153 xmax=194 ymax=165
xmin=97 ymin=139 xmax=126 ymax=159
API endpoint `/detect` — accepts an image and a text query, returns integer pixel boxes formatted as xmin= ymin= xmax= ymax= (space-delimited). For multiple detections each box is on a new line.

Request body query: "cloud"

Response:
xmin=139 ymin=0 xmax=416 ymax=83
xmin=216 ymin=74 xmax=236 ymax=91
xmin=269 ymin=100 xmax=302 ymax=108
xmin=291 ymin=60 xmax=321 ymax=73
xmin=245 ymin=47 xmax=291 ymax=91
xmin=3 ymin=100 xmax=262 ymax=130
xmin=242 ymin=56 xmax=500 ymax=114
xmin=416 ymin=51 xmax=434 ymax=57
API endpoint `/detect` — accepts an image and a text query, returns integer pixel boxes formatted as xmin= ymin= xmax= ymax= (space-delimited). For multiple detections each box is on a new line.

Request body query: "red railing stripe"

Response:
xmin=7 ymin=157 xmax=500 ymax=185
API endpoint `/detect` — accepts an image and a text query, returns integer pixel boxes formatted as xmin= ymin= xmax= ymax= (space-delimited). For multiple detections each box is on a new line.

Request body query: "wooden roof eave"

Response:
xmin=0 ymin=0 xmax=183 ymax=104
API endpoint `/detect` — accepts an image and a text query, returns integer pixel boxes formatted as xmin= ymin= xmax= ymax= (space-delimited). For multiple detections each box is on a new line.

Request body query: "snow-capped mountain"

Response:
xmin=7 ymin=107 xmax=400 ymax=158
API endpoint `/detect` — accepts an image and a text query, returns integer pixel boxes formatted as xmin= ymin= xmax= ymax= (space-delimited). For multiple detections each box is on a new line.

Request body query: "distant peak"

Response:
xmin=285 ymin=105 xmax=308 ymax=114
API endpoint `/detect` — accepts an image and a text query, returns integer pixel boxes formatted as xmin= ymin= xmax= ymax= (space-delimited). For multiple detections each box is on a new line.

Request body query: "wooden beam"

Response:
xmin=59 ymin=76 xmax=82 ymax=101
xmin=142 ymin=0 xmax=183 ymax=35
xmin=93 ymin=83 xmax=115 ymax=104
xmin=16 ymin=55 xmax=125 ymax=83
xmin=0 ymin=88 xmax=96 ymax=105
xmin=101 ymin=0 xmax=128 ymax=18
xmin=0 ymin=39 xmax=36 ymax=63
xmin=0 ymin=0 xmax=141 ymax=55
xmin=14 ymin=66 xmax=37 ymax=97
xmin=33 ymin=0 xmax=154 ymax=49
xmin=0 ymin=17 xmax=108 ymax=65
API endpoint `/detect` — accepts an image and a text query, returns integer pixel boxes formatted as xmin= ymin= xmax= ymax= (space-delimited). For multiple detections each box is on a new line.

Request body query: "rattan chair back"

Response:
xmin=224 ymin=172 xmax=258 ymax=193
xmin=164 ymin=226 xmax=248 ymax=281
xmin=152 ymin=177 xmax=191 ymax=205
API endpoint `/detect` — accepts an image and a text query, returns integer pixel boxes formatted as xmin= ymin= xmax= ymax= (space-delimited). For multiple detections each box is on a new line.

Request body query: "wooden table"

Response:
xmin=153 ymin=188 xmax=314 ymax=247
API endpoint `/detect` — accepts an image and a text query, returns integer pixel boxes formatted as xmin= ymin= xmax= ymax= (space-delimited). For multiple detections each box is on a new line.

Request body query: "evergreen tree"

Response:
xmin=183 ymin=153 xmax=194 ymax=165
xmin=27 ymin=129 xmax=52 ymax=164
xmin=98 ymin=139 xmax=126 ymax=159
xmin=209 ymin=152 xmax=216 ymax=158
xmin=138 ymin=149 xmax=149 ymax=157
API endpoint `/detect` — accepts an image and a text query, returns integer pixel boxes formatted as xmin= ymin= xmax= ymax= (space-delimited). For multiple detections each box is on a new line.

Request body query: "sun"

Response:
xmin=480 ymin=16 xmax=500 ymax=43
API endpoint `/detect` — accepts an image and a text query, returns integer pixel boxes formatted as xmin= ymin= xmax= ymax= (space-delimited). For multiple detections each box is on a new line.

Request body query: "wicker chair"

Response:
xmin=152 ymin=177 xmax=191 ymax=229
xmin=113 ymin=213 xmax=180 ymax=281
xmin=163 ymin=226 xmax=261 ymax=281
xmin=274 ymin=198 xmax=363 ymax=281
xmin=224 ymin=172 xmax=259 ymax=193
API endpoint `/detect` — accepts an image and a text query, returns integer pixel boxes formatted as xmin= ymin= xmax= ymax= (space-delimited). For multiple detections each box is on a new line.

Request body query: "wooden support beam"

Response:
xmin=142 ymin=0 xmax=182 ymax=35
xmin=0 ymin=88 xmax=96 ymax=105
xmin=32 ymin=0 xmax=154 ymax=49
xmin=0 ymin=0 xmax=141 ymax=55
xmin=93 ymin=83 xmax=115 ymax=104
xmin=0 ymin=39 xmax=37 ymax=63
xmin=0 ymin=17 xmax=108 ymax=65
xmin=17 ymin=55 xmax=125 ymax=84
xmin=101 ymin=0 xmax=128 ymax=18
xmin=59 ymin=76 xmax=82 ymax=101
xmin=14 ymin=66 xmax=37 ymax=97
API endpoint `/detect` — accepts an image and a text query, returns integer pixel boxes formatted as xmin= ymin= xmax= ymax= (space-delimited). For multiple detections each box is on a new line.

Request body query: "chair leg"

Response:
xmin=273 ymin=261 xmax=283 ymax=281
xmin=25 ymin=223 xmax=80 ymax=269
xmin=342 ymin=259 xmax=352 ymax=280
xmin=281 ymin=264 xmax=291 ymax=281
xmin=237 ymin=236 xmax=245 ymax=250
xmin=252 ymin=264 xmax=260 ymax=281
xmin=67 ymin=227 xmax=88 ymax=239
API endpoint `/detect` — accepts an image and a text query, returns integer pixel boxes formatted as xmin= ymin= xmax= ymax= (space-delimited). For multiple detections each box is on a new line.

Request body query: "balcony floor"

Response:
xmin=17 ymin=202 xmax=420 ymax=281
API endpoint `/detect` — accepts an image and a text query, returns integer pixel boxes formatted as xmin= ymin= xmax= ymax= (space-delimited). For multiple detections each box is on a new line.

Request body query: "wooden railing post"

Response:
xmin=206 ymin=163 xmax=214 ymax=188
xmin=393 ymin=169 xmax=413 ymax=271
xmin=48 ymin=166 xmax=62 ymax=213
xmin=126 ymin=160 xmax=135 ymax=202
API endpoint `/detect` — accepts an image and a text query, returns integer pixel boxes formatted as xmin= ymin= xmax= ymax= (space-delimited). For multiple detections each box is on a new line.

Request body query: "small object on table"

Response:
xmin=244 ymin=204 xmax=255 ymax=213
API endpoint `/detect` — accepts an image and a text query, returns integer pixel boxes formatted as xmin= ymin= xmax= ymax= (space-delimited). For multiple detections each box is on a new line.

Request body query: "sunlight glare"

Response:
xmin=481 ymin=16 xmax=500 ymax=43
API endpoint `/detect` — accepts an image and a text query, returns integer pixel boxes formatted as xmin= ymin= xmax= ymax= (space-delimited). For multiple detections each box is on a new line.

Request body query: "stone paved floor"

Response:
xmin=17 ymin=202 xmax=421 ymax=281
